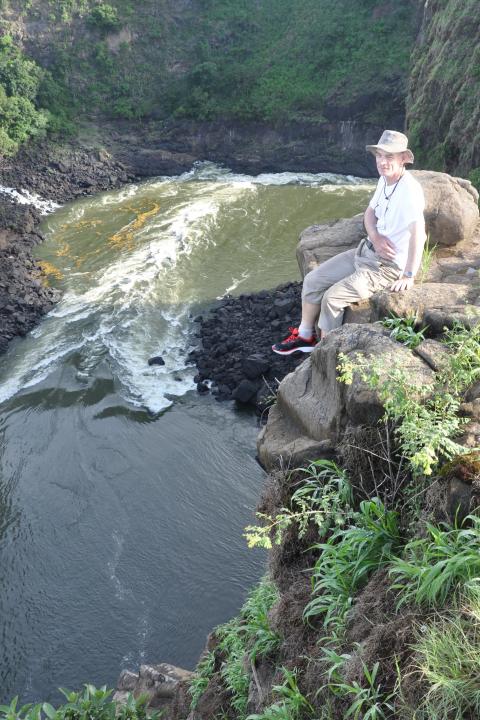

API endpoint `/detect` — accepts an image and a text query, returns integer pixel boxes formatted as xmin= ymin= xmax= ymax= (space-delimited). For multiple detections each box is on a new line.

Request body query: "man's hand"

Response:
xmin=391 ymin=276 xmax=414 ymax=292
xmin=371 ymin=233 xmax=396 ymax=260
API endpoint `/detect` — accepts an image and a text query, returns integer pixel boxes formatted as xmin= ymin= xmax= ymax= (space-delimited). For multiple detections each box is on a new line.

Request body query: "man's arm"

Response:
xmin=364 ymin=206 xmax=396 ymax=260
xmin=391 ymin=220 xmax=426 ymax=292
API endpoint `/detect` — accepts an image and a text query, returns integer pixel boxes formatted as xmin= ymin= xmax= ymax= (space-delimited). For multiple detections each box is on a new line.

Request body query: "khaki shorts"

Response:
xmin=302 ymin=238 xmax=402 ymax=331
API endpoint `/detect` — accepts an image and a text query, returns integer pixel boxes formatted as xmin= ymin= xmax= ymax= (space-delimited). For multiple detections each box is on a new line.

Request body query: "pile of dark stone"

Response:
xmin=0 ymin=139 xmax=135 ymax=356
xmin=0 ymin=197 xmax=61 ymax=353
xmin=0 ymin=141 xmax=134 ymax=204
xmin=188 ymin=281 xmax=309 ymax=411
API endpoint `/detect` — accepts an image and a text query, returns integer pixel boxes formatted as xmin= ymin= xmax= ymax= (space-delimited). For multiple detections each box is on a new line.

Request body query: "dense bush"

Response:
xmin=5 ymin=0 xmax=415 ymax=126
xmin=0 ymin=34 xmax=53 ymax=155
xmin=87 ymin=4 xmax=120 ymax=31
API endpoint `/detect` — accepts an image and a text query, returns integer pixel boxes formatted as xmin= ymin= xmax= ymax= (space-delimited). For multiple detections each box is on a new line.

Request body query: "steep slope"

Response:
xmin=1 ymin=1 xmax=415 ymax=134
xmin=407 ymin=0 xmax=480 ymax=178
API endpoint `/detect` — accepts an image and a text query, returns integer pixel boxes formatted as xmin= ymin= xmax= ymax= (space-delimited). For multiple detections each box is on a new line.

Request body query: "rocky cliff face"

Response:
xmin=2 ymin=0 xmax=478 ymax=178
xmin=407 ymin=0 xmax=480 ymax=177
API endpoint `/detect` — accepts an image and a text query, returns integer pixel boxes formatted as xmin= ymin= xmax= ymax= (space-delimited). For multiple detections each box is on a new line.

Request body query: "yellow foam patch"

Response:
xmin=108 ymin=203 xmax=160 ymax=249
xmin=56 ymin=242 xmax=71 ymax=257
xmin=37 ymin=260 xmax=64 ymax=282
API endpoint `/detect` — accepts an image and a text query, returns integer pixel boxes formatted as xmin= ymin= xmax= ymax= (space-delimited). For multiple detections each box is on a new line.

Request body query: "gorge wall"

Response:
xmin=1 ymin=0 xmax=478 ymax=181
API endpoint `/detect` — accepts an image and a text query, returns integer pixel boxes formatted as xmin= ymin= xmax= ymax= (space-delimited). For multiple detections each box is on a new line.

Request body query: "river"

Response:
xmin=0 ymin=163 xmax=374 ymax=703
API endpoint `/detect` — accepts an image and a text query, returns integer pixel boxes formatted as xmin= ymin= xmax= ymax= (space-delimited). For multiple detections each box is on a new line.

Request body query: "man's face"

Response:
xmin=375 ymin=150 xmax=405 ymax=181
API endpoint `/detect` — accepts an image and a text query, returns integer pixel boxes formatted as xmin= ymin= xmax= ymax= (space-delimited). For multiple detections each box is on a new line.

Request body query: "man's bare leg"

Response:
xmin=298 ymin=300 xmax=320 ymax=339
xmin=300 ymin=301 xmax=320 ymax=330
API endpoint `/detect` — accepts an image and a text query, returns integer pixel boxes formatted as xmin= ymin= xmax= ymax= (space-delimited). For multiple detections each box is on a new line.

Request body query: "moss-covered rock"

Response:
xmin=407 ymin=0 xmax=480 ymax=176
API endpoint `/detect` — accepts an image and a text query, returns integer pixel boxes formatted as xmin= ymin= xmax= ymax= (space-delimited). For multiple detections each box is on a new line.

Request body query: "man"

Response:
xmin=272 ymin=130 xmax=426 ymax=355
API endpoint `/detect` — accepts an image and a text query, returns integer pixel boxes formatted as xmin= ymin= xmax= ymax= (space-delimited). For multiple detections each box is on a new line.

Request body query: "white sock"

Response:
xmin=298 ymin=323 xmax=314 ymax=339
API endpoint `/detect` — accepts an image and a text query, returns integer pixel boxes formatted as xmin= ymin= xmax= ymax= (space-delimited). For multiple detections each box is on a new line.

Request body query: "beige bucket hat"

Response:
xmin=366 ymin=130 xmax=414 ymax=164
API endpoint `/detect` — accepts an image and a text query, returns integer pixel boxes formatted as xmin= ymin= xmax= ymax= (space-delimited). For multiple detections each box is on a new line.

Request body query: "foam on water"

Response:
xmin=0 ymin=185 xmax=60 ymax=214
xmin=171 ymin=161 xmax=373 ymax=188
xmin=0 ymin=164 xmax=374 ymax=413
xmin=0 ymin=174 xmax=256 ymax=412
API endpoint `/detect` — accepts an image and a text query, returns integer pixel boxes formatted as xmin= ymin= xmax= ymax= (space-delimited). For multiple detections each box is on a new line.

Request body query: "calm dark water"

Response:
xmin=0 ymin=164 xmax=374 ymax=703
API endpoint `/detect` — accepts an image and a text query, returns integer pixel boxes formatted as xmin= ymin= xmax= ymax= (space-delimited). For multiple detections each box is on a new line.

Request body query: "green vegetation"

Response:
xmin=247 ymin=668 xmax=314 ymax=720
xmin=0 ymin=685 xmax=156 ymax=720
xmin=245 ymin=460 xmax=352 ymax=549
xmin=87 ymin=4 xmax=120 ymax=32
xmin=189 ymin=577 xmax=280 ymax=714
xmin=189 ymin=650 xmax=216 ymax=711
xmin=380 ymin=314 xmax=427 ymax=349
xmin=469 ymin=167 xmax=480 ymax=194
xmin=0 ymin=35 xmax=50 ymax=155
xmin=304 ymin=498 xmax=401 ymax=638
xmin=409 ymin=584 xmax=480 ymax=720
xmin=329 ymin=661 xmax=395 ymax=720
xmin=0 ymin=0 xmax=416 ymax=152
xmin=168 ymin=0 xmax=415 ymax=123
xmin=390 ymin=516 xmax=480 ymax=608
xmin=337 ymin=321 xmax=480 ymax=476
xmin=407 ymin=0 xmax=480 ymax=175
xmin=0 ymin=0 xmax=476 ymax=177
xmin=419 ymin=235 xmax=437 ymax=282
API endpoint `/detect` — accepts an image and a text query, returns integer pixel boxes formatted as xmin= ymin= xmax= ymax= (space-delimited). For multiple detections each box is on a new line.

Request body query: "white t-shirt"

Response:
xmin=368 ymin=171 xmax=425 ymax=270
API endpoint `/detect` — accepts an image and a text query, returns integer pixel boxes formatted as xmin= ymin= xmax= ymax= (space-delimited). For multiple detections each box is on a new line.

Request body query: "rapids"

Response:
xmin=0 ymin=163 xmax=374 ymax=702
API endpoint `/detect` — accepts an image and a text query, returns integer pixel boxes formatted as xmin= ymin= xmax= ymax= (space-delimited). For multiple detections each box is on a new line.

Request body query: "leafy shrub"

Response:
xmin=0 ymin=684 xmax=156 ymax=720
xmin=245 ymin=460 xmax=353 ymax=549
xmin=0 ymin=36 xmax=53 ymax=154
xmin=337 ymin=322 xmax=480 ymax=476
xmin=0 ymin=86 xmax=49 ymax=155
xmin=380 ymin=314 xmax=427 ymax=349
xmin=304 ymin=498 xmax=401 ymax=638
xmin=87 ymin=4 xmax=120 ymax=31
xmin=0 ymin=35 xmax=44 ymax=100
xmin=390 ymin=516 xmax=480 ymax=608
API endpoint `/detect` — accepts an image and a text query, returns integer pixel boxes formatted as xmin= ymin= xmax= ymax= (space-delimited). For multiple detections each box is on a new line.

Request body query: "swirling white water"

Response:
xmin=0 ymin=164 xmax=374 ymax=702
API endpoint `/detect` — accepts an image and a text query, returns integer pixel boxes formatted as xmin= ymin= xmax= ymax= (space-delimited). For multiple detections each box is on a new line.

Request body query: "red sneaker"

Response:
xmin=272 ymin=327 xmax=317 ymax=355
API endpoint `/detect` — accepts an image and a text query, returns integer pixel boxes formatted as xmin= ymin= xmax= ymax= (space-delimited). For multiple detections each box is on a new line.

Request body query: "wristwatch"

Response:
xmin=403 ymin=271 xmax=414 ymax=278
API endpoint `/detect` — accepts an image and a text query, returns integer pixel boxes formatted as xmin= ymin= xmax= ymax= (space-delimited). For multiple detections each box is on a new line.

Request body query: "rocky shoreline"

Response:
xmin=0 ymin=139 xmax=136 ymax=354
xmin=0 ymin=117 xmax=381 ymax=358
xmin=188 ymin=282 xmax=307 ymax=412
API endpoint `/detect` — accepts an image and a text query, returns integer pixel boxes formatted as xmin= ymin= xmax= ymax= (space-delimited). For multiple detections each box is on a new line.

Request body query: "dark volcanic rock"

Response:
xmin=232 ymin=379 xmax=259 ymax=403
xmin=0 ymin=138 xmax=133 ymax=355
xmin=0 ymin=197 xmax=60 ymax=350
xmin=192 ymin=282 xmax=307 ymax=411
xmin=148 ymin=355 xmax=166 ymax=366
xmin=243 ymin=353 xmax=271 ymax=379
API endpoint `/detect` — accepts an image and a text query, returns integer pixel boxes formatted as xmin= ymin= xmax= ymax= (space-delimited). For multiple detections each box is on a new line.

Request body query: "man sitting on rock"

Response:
xmin=272 ymin=130 xmax=426 ymax=355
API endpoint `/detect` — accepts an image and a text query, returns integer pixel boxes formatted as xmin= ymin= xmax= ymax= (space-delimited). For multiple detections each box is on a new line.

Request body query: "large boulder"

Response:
xmin=414 ymin=170 xmax=479 ymax=247
xmin=371 ymin=282 xmax=480 ymax=333
xmin=296 ymin=171 xmax=479 ymax=277
xmin=114 ymin=663 xmax=194 ymax=711
xmin=296 ymin=214 xmax=365 ymax=277
xmin=257 ymin=324 xmax=433 ymax=471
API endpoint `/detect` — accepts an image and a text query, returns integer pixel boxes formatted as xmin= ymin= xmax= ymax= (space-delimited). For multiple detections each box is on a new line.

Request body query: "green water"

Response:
xmin=0 ymin=163 xmax=374 ymax=702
